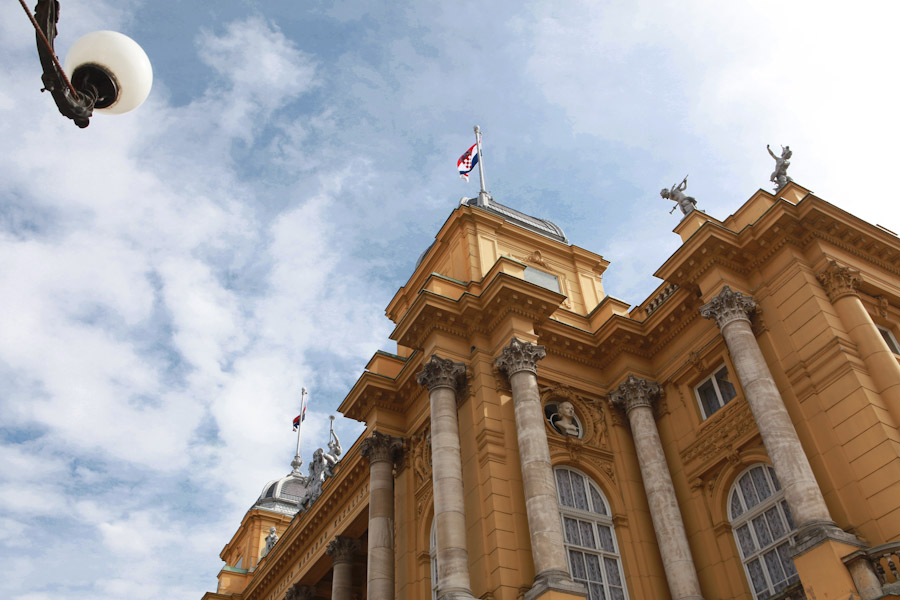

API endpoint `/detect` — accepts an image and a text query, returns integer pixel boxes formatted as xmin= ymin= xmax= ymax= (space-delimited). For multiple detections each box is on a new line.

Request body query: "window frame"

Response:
xmin=555 ymin=466 xmax=629 ymax=600
xmin=429 ymin=518 xmax=438 ymax=600
xmin=877 ymin=325 xmax=900 ymax=355
xmin=728 ymin=464 xmax=799 ymax=600
xmin=694 ymin=363 xmax=738 ymax=420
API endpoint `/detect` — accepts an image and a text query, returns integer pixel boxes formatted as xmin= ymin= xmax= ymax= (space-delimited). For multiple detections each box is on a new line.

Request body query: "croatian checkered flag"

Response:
xmin=457 ymin=142 xmax=479 ymax=181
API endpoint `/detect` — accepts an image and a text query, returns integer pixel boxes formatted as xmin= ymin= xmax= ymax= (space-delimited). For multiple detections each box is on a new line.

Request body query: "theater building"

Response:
xmin=202 ymin=182 xmax=900 ymax=600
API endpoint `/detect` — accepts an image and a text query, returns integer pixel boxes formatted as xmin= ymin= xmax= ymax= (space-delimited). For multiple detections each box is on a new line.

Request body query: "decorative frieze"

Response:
xmin=416 ymin=355 xmax=466 ymax=392
xmin=680 ymin=398 xmax=756 ymax=473
xmin=495 ymin=337 xmax=546 ymax=376
xmin=410 ymin=426 xmax=432 ymax=488
xmin=360 ymin=431 xmax=403 ymax=465
xmin=816 ymin=261 xmax=861 ymax=303
xmin=699 ymin=286 xmax=756 ymax=329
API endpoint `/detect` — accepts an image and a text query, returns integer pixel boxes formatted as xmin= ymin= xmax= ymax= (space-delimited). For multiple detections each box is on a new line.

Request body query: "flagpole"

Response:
xmin=474 ymin=125 xmax=488 ymax=206
xmin=292 ymin=387 xmax=308 ymax=473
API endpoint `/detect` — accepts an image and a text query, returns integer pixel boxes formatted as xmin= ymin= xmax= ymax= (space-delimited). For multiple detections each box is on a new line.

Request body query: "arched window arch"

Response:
xmin=729 ymin=464 xmax=799 ymax=599
xmin=554 ymin=466 xmax=628 ymax=600
xmin=429 ymin=518 xmax=438 ymax=600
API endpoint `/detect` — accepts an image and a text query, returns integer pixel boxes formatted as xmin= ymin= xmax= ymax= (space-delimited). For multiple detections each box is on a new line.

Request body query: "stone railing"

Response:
xmin=843 ymin=541 xmax=900 ymax=599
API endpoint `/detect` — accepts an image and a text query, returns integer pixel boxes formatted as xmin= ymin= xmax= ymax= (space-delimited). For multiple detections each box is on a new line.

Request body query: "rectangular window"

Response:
xmin=695 ymin=364 xmax=738 ymax=419
xmin=877 ymin=325 xmax=900 ymax=354
xmin=523 ymin=266 xmax=561 ymax=292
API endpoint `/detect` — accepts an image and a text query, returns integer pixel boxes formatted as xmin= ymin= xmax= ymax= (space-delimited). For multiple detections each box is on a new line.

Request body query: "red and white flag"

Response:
xmin=457 ymin=143 xmax=479 ymax=181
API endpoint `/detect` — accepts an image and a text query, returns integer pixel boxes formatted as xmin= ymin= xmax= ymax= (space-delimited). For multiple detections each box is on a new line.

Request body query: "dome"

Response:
xmin=253 ymin=467 xmax=310 ymax=516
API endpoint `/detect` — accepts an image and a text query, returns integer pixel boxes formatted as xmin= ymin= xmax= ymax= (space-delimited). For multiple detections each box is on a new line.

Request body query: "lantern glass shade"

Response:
xmin=63 ymin=31 xmax=153 ymax=115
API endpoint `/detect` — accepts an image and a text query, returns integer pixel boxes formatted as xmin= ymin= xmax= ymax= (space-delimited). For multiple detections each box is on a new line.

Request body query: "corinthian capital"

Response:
xmin=816 ymin=261 xmax=860 ymax=303
xmin=416 ymin=355 xmax=466 ymax=391
xmin=360 ymin=431 xmax=404 ymax=465
xmin=495 ymin=337 xmax=546 ymax=377
xmin=700 ymin=286 xmax=756 ymax=329
xmin=326 ymin=536 xmax=360 ymax=563
xmin=608 ymin=374 xmax=660 ymax=414
xmin=285 ymin=584 xmax=315 ymax=600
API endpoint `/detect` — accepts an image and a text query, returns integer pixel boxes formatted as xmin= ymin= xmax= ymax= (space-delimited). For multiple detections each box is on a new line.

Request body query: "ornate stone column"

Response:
xmin=417 ymin=355 xmax=475 ymax=600
xmin=609 ymin=375 xmax=704 ymax=600
xmin=284 ymin=583 xmax=315 ymax=600
xmin=360 ymin=431 xmax=404 ymax=600
xmin=326 ymin=536 xmax=359 ymax=600
xmin=700 ymin=286 xmax=859 ymax=545
xmin=817 ymin=261 xmax=900 ymax=428
xmin=496 ymin=337 xmax=582 ymax=600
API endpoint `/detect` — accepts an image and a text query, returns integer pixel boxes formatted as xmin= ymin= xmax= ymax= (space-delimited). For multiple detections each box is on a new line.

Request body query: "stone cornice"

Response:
xmin=700 ymin=286 xmax=756 ymax=329
xmin=496 ymin=337 xmax=546 ymax=377
xmin=816 ymin=260 xmax=861 ymax=303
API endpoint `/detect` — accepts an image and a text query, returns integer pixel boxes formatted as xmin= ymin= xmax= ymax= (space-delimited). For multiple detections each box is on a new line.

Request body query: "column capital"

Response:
xmin=285 ymin=584 xmax=315 ymax=600
xmin=816 ymin=261 xmax=860 ymax=303
xmin=416 ymin=355 xmax=466 ymax=391
xmin=496 ymin=337 xmax=546 ymax=377
xmin=700 ymin=285 xmax=756 ymax=329
xmin=326 ymin=536 xmax=359 ymax=564
xmin=608 ymin=374 xmax=661 ymax=414
xmin=360 ymin=430 xmax=404 ymax=465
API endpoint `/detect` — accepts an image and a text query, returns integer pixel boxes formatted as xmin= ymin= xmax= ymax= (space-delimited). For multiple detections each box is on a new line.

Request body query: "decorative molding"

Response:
xmin=607 ymin=374 xmax=661 ymax=415
xmin=495 ymin=337 xmax=546 ymax=377
xmin=325 ymin=536 xmax=360 ymax=563
xmin=410 ymin=426 xmax=432 ymax=490
xmin=876 ymin=295 xmax=890 ymax=318
xmin=688 ymin=350 xmax=706 ymax=375
xmin=680 ymin=398 xmax=757 ymax=477
xmin=523 ymin=250 xmax=548 ymax=267
xmin=700 ymin=286 xmax=756 ymax=329
xmin=360 ymin=431 xmax=404 ymax=466
xmin=816 ymin=260 xmax=861 ymax=303
xmin=416 ymin=355 xmax=466 ymax=392
xmin=284 ymin=584 xmax=315 ymax=600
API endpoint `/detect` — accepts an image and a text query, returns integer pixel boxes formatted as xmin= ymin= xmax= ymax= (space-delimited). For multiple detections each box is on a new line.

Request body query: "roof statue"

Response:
xmin=298 ymin=416 xmax=341 ymax=511
xmin=259 ymin=526 xmax=278 ymax=559
xmin=662 ymin=175 xmax=698 ymax=216
xmin=768 ymin=144 xmax=793 ymax=191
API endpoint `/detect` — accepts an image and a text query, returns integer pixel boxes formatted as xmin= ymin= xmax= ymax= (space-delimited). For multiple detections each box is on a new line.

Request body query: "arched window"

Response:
xmin=555 ymin=467 xmax=628 ymax=600
xmin=430 ymin=518 xmax=438 ymax=600
xmin=729 ymin=464 xmax=799 ymax=599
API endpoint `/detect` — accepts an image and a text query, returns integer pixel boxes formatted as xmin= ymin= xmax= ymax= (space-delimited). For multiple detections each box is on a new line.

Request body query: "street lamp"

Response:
xmin=18 ymin=0 xmax=153 ymax=128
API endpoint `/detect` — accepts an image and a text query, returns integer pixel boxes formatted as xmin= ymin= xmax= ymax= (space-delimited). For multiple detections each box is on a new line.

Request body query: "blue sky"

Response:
xmin=1 ymin=1 xmax=899 ymax=598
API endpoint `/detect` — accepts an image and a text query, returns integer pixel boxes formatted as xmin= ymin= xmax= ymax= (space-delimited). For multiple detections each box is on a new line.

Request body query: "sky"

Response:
xmin=1 ymin=1 xmax=899 ymax=598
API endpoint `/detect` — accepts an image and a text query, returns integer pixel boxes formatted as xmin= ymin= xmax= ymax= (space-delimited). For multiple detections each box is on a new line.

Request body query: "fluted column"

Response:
xmin=496 ymin=338 xmax=582 ymax=600
xmin=326 ymin=536 xmax=359 ymax=600
xmin=609 ymin=375 xmax=704 ymax=600
xmin=360 ymin=431 xmax=403 ymax=600
xmin=700 ymin=286 xmax=850 ymax=541
xmin=417 ymin=355 xmax=474 ymax=600
xmin=817 ymin=261 xmax=900 ymax=428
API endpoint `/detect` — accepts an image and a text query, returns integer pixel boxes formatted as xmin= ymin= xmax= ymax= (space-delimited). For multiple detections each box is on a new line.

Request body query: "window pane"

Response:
xmin=557 ymin=470 xmax=574 ymax=507
xmin=776 ymin=543 xmax=798 ymax=579
xmin=879 ymin=327 xmax=900 ymax=354
xmin=730 ymin=491 xmax=744 ymax=519
xmin=598 ymin=525 xmax=615 ymax=552
xmin=609 ymin=587 xmax=625 ymax=600
xmin=697 ymin=379 xmax=720 ymax=417
xmin=715 ymin=367 xmax=737 ymax=403
xmin=764 ymin=548 xmax=786 ymax=586
xmin=590 ymin=583 xmax=607 ymax=600
xmin=604 ymin=557 xmax=622 ymax=586
xmin=740 ymin=474 xmax=761 ymax=509
xmin=579 ymin=521 xmax=597 ymax=549
xmin=768 ymin=466 xmax=781 ymax=491
xmin=585 ymin=554 xmax=603 ymax=582
xmin=751 ymin=466 xmax=773 ymax=500
xmin=564 ymin=517 xmax=581 ymax=545
xmin=572 ymin=473 xmax=590 ymax=511
xmin=590 ymin=486 xmax=608 ymax=515
xmin=747 ymin=559 xmax=769 ymax=595
xmin=780 ymin=500 xmax=795 ymax=530
xmin=736 ymin=524 xmax=756 ymax=557
xmin=764 ymin=506 xmax=786 ymax=539
xmin=752 ymin=515 xmax=773 ymax=548
xmin=569 ymin=549 xmax=587 ymax=579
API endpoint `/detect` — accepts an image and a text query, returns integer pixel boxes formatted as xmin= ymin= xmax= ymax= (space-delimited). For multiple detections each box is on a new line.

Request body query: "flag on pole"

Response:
xmin=457 ymin=142 xmax=479 ymax=181
xmin=293 ymin=394 xmax=308 ymax=431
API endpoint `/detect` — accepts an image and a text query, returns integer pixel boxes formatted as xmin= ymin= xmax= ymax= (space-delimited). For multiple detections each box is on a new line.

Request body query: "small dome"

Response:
xmin=253 ymin=470 xmax=309 ymax=516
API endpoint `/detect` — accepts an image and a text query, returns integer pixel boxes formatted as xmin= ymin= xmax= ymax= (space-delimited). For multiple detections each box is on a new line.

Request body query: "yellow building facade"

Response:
xmin=202 ymin=183 xmax=900 ymax=600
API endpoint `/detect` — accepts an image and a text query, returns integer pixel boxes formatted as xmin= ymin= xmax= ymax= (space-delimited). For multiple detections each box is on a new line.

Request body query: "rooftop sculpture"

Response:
xmin=768 ymin=144 xmax=793 ymax=191
xmin=662 ymin=175 xmax=698 ymax=216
